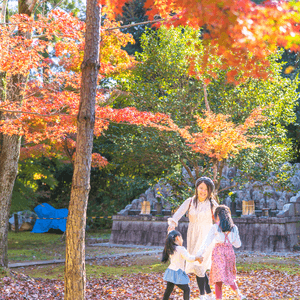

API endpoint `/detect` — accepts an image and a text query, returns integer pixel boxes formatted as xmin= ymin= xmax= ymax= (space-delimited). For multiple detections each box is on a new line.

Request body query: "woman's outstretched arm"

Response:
xmin=167 ymin=197 xmax=192 ymax=231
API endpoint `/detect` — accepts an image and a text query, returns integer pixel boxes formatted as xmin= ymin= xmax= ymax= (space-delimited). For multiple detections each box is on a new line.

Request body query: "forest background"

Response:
xmin=3 ymin=0 xmax=300 ymax=232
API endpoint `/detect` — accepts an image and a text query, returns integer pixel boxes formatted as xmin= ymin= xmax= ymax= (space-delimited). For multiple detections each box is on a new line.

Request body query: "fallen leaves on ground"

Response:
xmin=1 ymin=269 xmax=300 ymax=299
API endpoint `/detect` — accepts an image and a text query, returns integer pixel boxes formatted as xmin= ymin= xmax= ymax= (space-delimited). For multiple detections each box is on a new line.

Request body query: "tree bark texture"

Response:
xmin=0 ymin=134 xmax=21 ymax=267
xmin=64 ymin=1 xmax=101 ymax=299
xmin=0 ymin=0 xmax=35 ymax=269
xmin=0 ymin=0 xmax=8 ymax=23
xmin=18 ymin=0 xmax=38 ymax=15
xmin=203 ymin=82 xmax=211 ymax=112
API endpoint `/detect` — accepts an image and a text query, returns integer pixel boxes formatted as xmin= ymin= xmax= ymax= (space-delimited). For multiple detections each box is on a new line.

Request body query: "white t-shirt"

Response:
xmin=168 ymin=246 xmax=196 ymax=271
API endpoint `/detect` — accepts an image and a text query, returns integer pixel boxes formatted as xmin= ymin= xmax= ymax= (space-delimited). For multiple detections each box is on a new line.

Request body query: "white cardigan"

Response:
xmin=197 ymin=224 xmax=242 ymax=258
xmin=168 ymin=246 xmax=196 ymax=271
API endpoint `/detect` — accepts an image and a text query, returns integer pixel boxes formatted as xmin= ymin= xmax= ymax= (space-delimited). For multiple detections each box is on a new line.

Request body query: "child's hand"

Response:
xmin=167 ymin=225 xmax=175 ymax=233
xmin=195 ymin=256 xmax=203 ymax=263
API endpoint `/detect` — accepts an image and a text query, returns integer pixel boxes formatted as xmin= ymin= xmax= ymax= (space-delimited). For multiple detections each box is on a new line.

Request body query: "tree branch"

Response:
xmin=203 ymin=82 xmax=211 ymax=111
xmin=1 ymin=17 xmax=170 ymax=30
xmin=215 ymin=159 xmax=225 ymax=192
xmin=218 ymin=183 xmax=238 ymax=194
xmin=0 ymin=108 xmax=69 ymax=117
xmin=194 ymin=161 xmax=200 ymax=179
xmin=104 ymin=17 xmax=168 ymax=31
xmin=180 ymin=157 xmax=195 ymax=184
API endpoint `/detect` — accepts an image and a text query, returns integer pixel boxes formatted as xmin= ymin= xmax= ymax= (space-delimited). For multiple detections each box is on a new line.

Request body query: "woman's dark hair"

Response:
xmin=214 ymin=205 xmax=234 ymax=232
xmin=194 ymin=177 xmax=215 ymax=209
xmin=161 ymin=230 xmax=181 ymax=263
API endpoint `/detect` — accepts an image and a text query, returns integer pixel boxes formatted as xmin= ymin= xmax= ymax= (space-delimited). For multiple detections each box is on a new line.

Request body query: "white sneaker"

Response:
xmin=206 ymin=293 xmax=215 ymax=300
xmin=239 ymin=293 xmax=247 ymax=300
xmin=199 ymin=296 xmax=207 ymax=300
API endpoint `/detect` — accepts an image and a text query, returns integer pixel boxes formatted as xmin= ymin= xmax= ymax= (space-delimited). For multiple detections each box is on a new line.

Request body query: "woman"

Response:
xmin=168 ymin=177 xmax=218 ymax=300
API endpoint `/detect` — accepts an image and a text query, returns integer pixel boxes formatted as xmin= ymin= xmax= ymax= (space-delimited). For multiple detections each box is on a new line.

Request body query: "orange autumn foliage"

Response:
xmin=100 ymin=0 xmax=300 ymax=83
xmin=145 ymin=0 xmax=300 ymax=82
xmin=165 ymin=108 xmax=266 ymax=162
xmin=0 ymin=10 xmax=167 ymax=169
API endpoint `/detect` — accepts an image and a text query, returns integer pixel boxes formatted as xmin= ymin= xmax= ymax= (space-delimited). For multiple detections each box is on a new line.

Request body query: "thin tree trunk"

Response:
xmin=0 ymin=0 xmax=8 ymax=23
xmin=212 ymin=158 xmax=218 ymax=184
xmin=0 ymin=134 xmax=21 ymax=267
xmin=64 ymin=0 xmax=101 ymax=299
xmin=203 ymin=82 xmax=211 ymax=111
xmin=194 ymin=161 xmax=200 ymax=179
xmin=0 ymin=72 xmax=6 ymax=102
xmin=0 ymin=0 xmax=36 ymax=269
xmin=179 ymin=157 xmax=195 ymax=184
xmin=215 ymin=159 xmax=225 ymax=192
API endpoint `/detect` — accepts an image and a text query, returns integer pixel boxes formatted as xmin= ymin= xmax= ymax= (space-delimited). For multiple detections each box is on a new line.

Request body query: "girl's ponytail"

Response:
xmin=161 ymin=230 xmax=181 ymax=263
xmin=214 ymin=205 xmax=234 ymax=232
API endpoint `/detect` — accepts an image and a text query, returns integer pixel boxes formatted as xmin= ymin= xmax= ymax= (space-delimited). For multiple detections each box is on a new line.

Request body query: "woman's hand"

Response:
xmin=195 ymin=256 xmax=203 ymax=263
xmin=168 ymin=225 xmax=175 ymax=233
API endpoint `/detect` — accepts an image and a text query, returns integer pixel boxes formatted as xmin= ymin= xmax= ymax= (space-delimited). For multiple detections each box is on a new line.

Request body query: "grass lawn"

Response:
xmin=7 ymin=230 xmax=127 ymax=262
xmin=7 ymin=229 xmax=160 ymax=265
xmin=12 ymin=256 xmax=167 ymax=280
xmin=8 ymin=231 xmax=66 ymax=262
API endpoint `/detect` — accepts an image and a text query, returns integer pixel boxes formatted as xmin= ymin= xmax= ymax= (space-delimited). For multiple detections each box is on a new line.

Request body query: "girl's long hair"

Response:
xmin=194 ymin=177 xmax=215 ymax=209
xmin=161 ymin=230 xmax=181 ymax=263
xmin=214 ymin=205 xmax=234 ymax=232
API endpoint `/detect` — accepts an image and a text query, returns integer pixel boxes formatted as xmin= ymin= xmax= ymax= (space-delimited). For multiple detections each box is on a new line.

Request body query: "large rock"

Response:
xmin=277 ymin=203 xmax=295 ymax=218
xmin=290 ymin=192 xmax=300 ymax=216
xmin=267 ymin=198 xmax=277 ymax=210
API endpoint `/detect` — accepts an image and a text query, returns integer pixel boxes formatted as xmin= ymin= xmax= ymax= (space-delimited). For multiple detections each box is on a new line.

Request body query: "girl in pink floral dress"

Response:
xmin=196 ymin=205 xmax=245 ymax=300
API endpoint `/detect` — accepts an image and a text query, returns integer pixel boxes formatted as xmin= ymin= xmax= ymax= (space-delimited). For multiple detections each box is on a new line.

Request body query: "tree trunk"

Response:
xmin=0 ymin=0 xmax=8 ymax=23
xmin=64 ymin=1 xmax=101 ymax=299
xmin=180 ymin=157 xmax=195 ymax=184
xmin=203 ymin=82 xmax=211 ymax=111
xmin=215 ymin=159 xmax=225 ymax=192
xmin=18 ymin=0 xmax=37 ymax=15
xmin=0 ymin=134 xmax=21 ymax=267
xmin=0 ymin=0 xmax=36 ymax=269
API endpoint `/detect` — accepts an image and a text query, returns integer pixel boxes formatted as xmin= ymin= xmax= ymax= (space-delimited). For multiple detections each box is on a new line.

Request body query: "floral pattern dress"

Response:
xmin=168 ymin=196 xmax=218 ymax=277
xmin=197 ymin=224 xmax=242 ymax=285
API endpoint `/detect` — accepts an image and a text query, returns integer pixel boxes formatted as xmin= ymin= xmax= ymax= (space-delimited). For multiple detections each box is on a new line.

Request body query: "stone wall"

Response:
xmin=234 ymin=217 xmax=300 ymax=252
xmin=110 ymin=215 xmax=187 ymax=247
xmin=110 ymin=215 xmax=300 ymax=252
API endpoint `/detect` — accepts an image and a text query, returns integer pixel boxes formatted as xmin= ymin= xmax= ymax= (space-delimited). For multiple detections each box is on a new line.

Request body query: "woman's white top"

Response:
xmin=197 ymin=224 xmax=242 ymax=258
xmin=168 ymin=246 xmax=196 ymax=271
xmin=168 ymin=196 xmax=218 ymax=277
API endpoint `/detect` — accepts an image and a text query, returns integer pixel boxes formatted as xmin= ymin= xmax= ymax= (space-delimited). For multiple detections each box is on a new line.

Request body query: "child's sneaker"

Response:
xmin=239 ymin=293 xmax=247 ymax=300
xmin=236 ymin=292 xmax=246 ymax=300
xmin=206 ymin=293 xmax=215 ymax=300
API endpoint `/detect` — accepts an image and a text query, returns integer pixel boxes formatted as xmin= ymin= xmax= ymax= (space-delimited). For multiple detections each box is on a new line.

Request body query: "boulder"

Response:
xmin=267 ymin=198 xmax=277 ymax=210
xmin=277 ymin=203 xmax=295 ymax=218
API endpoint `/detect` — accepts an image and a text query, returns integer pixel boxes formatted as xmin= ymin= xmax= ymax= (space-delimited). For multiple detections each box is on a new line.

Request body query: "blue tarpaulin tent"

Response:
xmin=31 ymin=203 xmax=68 ymax=233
